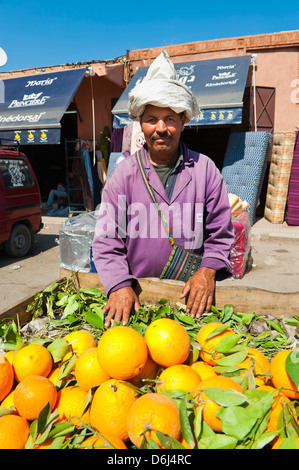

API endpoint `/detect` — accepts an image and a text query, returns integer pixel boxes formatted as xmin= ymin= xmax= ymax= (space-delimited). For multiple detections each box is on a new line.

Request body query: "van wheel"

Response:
xmin=4 ymin=224 xmax=33 ymax=257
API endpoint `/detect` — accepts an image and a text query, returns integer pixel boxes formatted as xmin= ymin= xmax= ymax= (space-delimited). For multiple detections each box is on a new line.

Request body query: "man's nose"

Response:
xmin=156 ymin=119 xmax=168 ymax=133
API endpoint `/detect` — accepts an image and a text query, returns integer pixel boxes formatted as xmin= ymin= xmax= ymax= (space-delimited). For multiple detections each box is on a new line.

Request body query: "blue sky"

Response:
xmin=0 ymin=0 xmax=298 ymax=72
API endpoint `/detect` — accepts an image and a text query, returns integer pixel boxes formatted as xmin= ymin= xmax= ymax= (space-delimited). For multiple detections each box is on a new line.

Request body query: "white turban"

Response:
xmin=128 ymin=49 xmax=200 ymax=123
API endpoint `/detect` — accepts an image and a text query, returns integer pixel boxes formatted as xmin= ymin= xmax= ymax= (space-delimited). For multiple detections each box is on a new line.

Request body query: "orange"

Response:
xmin=257 ymin=385 xmax=291 ymax=431
xmin=12 ymin=344 xmax=53 ymax=383
xmin=75 ymin=347 xmax=110 ymax=391
xmin=14 ymin=375 xmax=57 ymax=421
xmin=272 ymin=437 xmax=299 ymax=449
xmin=4 ymin=350 xmax=15 ymax=365
xmin=127 ymin=392 xmax=181 ymax=448
xmin=55 ymin=385 xmax=90 ymax=425
xmin=90 ymin=378 xmax=137 ymax=441
xmin=0 ymin=353 xmax=14 ymax=402
xmin=190 ymin=361 xmax=218 ymax=381
xmin=129 ymin=356 xmax=160 ymax=388
xmin=144 ymin=318 xmax=190 ymax=367
xmin=236 ymin=347 xmax=271 ymax=386
xmin=197 ymin=375 xmax=244 ymax=432
xmin=97 ymin=326 xmax=148 ymax=380
xmin=64 ymin=330 xmax=97 ymax=358
xmin=270 ymin=350 xmax=299 ymax=399
xmin=156 ymin=364 xmax=201 ymax=396
xmin=80 ymin=433 xmax=127 ymax=449
xmin=0 ymin=414 xmax=30 ymax=449
xmin=48 ymin=367 xmax=62 ymax=386
xmin=196 ymin=322 xmax=235 ymax=365
xmin=0 ymin=390 xmax=16 ymax=412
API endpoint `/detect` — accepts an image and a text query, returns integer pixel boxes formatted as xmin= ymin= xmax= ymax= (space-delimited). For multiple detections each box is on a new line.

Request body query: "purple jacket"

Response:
xmin=92 ymin=143 xmax=234 ymax=295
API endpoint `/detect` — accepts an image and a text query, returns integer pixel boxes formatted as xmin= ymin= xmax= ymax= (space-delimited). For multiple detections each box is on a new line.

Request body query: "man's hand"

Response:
xmin=102 ymin=286 xmax=141 ymax=328
xmin=179 ymin=267 xmax=216 ymax=318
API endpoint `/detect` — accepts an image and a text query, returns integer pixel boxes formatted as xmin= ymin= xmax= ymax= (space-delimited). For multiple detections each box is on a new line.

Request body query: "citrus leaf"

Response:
xmin=214 ymin=347 xmax=248 ymax=366
xmin=141 ymin=436 xmax=160 ymax=449
xmin=48 ymin=421 xmax=76 ymax=439
xmin=47 ymin=436 xmax=66 ymax=449
xmin=47 ymin=338 xmax=69 ymax=363
xmin=221 ymin=304 xmax=234 ymax=323
xmin=285 ymin=349 xmax=299 ymax=390
xmin=206 ymin=325 xmax=230 ymax=340
xmin=84 ymin=308 xmax=104 ymax=329
xmin=79 ymin=288 xmax=106 ymax=298
xmin=197 ymin=434 xmax=238 ymax=449
xmin=213 ymin=334 xmax=243 ymax=354
xmin=158 ymin=298 xmax=168 ymax=304
xmin=155 ymin=430 xmax=185 ymax=449
xmin=276 ymin=436 xmax=299 ymax=449
xmin=217 ymin=406 xmax=257 ymax=440
xmin=203 ymin=387 xmax=247 ymax=407
xmin=174 ymin=313 xmax=195 ymax=326
xmin=36 ymin=401 xmax=52 ymax=434
xmin=179 ymin=398 xmax=195 ymax=449
xmin=251 ymin=430 xmax=278 ymax=449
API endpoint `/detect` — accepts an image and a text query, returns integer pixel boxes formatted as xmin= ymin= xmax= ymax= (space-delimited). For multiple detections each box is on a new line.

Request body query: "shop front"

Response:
xmin=0 ymin=63 xmax=126 ymax=207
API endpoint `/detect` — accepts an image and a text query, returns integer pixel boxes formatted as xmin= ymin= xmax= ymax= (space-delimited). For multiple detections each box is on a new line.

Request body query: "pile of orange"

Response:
xmin=0 ymin=319 xmax=298 ymax=449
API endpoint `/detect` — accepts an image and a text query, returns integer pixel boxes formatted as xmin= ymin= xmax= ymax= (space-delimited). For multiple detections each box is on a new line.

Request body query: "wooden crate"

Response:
xmin=0 ymin=268 xmax=298 ymax=327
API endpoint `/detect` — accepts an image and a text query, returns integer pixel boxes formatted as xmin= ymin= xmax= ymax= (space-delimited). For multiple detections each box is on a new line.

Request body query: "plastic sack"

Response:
xmin=59 ymin=211 xmax=97 ymax=273
xmin=230 ymin=211 xmax=252 ymax=279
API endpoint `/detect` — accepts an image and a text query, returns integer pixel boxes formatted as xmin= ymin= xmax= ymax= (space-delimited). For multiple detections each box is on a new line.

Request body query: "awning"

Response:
xmin=0 ymin=68 xmax=86 ymax=144
xmin=112 ymin=55 xmax=251 ymax=128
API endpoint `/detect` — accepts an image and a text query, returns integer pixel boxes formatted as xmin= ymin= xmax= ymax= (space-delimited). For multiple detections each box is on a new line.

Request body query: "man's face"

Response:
xmin=140 ymin=105 xmax=185 ymax=162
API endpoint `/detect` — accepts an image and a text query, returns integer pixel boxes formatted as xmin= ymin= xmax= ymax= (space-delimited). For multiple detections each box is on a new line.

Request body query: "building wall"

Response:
xmin=75 ymin=75 xmax=125 ymax=141
xmin=127 ymin=31 xmax=299 ymax=133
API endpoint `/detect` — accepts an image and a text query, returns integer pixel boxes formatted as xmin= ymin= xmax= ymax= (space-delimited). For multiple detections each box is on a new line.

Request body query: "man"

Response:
xmin=92 ymin=50 xmax=234 ymax=327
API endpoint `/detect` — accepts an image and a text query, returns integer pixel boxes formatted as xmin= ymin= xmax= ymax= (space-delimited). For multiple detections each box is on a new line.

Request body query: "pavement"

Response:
xmin=0 ymin=214 xmax=299 ymax=314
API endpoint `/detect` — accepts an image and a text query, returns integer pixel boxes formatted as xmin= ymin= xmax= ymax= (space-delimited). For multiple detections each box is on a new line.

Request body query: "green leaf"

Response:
xmin=251 ymin=430 xmax=278 ymax=449
xmin=179 ymin=398 xmax=195 ymax=449
xmin=63 ymin=295 xmax=80 ymax=316
xmin=47 ymin=338 xmax=69 ymax=363
xmin=155 ymin=431 xmax=185 ymax=449
xmin=174 ymin=313 xmax=195 ymax=326
xmin=43 ymin=282 xmax=60 ymax=293
xmin=203 ymin=387 xmax=247 ymax=407
xmin=84 ymin=308 xmax=104 ymax=329
xmin=215 ymin=349 xmax=248 ymax=367
xmin=217 ymin=406 xmax=257 ymax=440
xmin=206 ymin=325 xmax=230 ymax=340
xmin=197 ymin=434 xmax=238 ymax=449
xmin=158 ymin=298 xmax=168 ymax=304
xmin=220 ymin=304 xmax=234 ymax=323
xmin=79 ymin=288 xmax=105 ymax=298
xmin=47 ymin=436 xmax=66 ymax=449
xmin=213 ymin=334 xmax=243 ymax=354
xmin=285 ymin=349 xmax=299 ymax=390
xmin=141 ymin=436 xmax=160 ymax=449
xmin=36 ymin=402 xmax=52 ymax=434
xmin=48 ymin=421 xmax=76 ymax=439
xmin=276 ymin=436 xmax=299 ymax=449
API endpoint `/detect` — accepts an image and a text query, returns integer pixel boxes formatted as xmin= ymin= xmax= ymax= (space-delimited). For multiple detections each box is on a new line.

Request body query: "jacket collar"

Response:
xmin=138 ymin=142 xmax=194 ymax=204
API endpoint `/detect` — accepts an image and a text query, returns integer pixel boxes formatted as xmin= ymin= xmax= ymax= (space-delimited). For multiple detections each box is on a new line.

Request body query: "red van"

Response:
xmin=0 ymin=144 xmax=42 ymax=257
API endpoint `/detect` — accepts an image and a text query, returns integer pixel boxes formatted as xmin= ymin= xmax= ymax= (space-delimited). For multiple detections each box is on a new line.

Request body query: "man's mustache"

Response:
xmin=150 ymin=132 xmax=173 ymax=141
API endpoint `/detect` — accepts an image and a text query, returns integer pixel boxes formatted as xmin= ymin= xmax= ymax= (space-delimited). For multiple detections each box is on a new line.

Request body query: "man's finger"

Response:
xmin=104 ymin=308 xmax=116 ymax=328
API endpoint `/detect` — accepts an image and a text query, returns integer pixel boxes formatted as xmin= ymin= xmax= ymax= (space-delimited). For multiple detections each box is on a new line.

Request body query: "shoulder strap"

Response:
xmin=135 ymin=150 xmax=175 ymax=246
